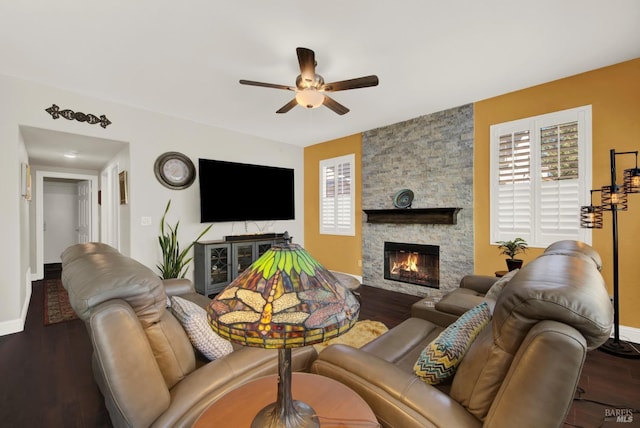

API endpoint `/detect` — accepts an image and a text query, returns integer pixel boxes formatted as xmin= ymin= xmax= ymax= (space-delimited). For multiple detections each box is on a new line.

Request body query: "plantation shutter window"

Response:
xmin=539 ymin=121 xmax=581 ymax=239
xmin=320 ymin=154 xmax=355 ymax=236
xmin=496 ymin=129 xmax=532 ymax=240
xmin=490 ymin=106 xmax=592 ymax=247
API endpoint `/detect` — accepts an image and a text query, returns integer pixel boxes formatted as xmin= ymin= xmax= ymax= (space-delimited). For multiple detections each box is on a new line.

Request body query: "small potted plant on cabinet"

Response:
xmin=496 ymin=237 xmax=528 ymax=271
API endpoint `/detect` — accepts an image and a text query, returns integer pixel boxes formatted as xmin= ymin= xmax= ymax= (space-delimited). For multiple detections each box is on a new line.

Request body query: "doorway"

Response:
xmin=34 ymin=170 xmax=100 ymax=280
xmin=42 ymin=178 xmax=92 ymax=264
xmin=22 ymin=126 xmax=129 ymax=281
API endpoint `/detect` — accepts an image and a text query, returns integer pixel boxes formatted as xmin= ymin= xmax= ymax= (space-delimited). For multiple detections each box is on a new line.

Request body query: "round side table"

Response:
xmin=193 ymin=372 xmax=377 ymax=427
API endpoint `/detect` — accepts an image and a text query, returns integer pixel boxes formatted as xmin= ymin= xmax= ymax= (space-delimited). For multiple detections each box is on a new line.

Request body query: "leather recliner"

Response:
xmin=311 ymin=240 xmax=613 ymax=428
xmin=61 ymin=242 xmax=317 ymax=428
xmin=411 ymin=274 xmax=499 ymax=326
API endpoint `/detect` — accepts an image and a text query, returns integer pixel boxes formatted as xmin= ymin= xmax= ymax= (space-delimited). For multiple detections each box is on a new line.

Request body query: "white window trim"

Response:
xmin=490 ymin=105 xmax=593 ymax=248
xmin=319 ymin=154 xmax=355 ymax=236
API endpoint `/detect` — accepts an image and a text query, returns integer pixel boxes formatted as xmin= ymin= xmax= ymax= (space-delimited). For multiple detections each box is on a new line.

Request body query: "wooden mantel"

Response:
xmin=363 ymin=208 xmax=461 ymax=225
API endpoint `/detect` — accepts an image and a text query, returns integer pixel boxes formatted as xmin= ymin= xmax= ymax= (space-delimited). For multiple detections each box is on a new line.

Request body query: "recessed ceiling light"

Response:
xmin=64 ymin=151 xmax=79 ymax=159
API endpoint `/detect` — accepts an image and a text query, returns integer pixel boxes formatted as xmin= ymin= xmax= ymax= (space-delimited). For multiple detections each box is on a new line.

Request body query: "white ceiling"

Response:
xmin=3 ymin=1 xmax=640 ymax=167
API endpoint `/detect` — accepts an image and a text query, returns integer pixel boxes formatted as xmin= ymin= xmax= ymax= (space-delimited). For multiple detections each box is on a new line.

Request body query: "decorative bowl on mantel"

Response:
xmin=393 ymin=189 xmax=414 ymax=209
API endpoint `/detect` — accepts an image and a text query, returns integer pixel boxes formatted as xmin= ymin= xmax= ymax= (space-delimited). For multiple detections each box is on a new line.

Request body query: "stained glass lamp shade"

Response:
xmin=207 ymin=240 xmax=360 ymax=428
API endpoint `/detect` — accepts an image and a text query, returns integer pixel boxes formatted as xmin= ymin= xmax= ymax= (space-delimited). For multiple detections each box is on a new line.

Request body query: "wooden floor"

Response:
xmin=0 ymin=269 xmax=638 ymax=428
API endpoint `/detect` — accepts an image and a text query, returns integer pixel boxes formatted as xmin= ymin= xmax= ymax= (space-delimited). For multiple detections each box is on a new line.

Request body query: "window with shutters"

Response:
xmin=490 ymin=106 xmax=592 ymax=248
xmin=320 ymin=154 xmax=355 ymax=236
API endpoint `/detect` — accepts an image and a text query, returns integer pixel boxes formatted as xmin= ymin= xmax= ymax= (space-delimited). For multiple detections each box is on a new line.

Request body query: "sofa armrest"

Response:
xmin=311 ymin=345 xmax=481 ymax=428
xmin=459 ymin=274 xmax=499 ymax=294
xmin=163 ymin=278 xmax=195 ymax=296
xmin=90 ymin=300 xmax=171 ymax=428
xmin=411 ymin=303 xmax=464 ymax=327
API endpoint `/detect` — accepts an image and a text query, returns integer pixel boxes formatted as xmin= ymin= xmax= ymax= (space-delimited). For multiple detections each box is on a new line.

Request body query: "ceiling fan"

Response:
xmin=239 ymin=47 xmax=379 ymax=115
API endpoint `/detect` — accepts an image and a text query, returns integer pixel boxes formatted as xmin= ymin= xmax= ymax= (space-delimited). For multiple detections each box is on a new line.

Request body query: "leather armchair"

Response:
xmin=311 ymin=240 xmax=613 ymax=428
xmin=411 ymin=274 xmax=499 ymax=326
xmin=61 ymin=242 xmax=317 ymax=428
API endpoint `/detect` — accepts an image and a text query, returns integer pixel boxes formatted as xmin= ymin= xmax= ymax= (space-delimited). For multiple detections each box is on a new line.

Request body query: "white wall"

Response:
xmin=0 ymin=73 xmax=304 ymax=336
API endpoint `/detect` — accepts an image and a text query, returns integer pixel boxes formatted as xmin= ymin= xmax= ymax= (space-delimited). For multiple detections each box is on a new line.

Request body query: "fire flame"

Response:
xmin=390 ymin=253 xmax=419 ymax=275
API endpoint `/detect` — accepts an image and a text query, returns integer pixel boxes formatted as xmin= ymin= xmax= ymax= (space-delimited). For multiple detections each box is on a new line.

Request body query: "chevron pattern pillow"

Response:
xmin=414 ymin=301 xmax=491 ymax=385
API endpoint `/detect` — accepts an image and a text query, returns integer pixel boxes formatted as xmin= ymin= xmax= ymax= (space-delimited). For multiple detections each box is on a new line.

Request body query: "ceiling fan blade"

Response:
xmin=239 ymin=80 xmax=295 ymax=91
xmin=296 ymin=47 xmax=316 ymax=82
xmin=276 ymin=98 xmax=298 ymax=114
xmin=322 ymin=96 xmax=350 ymax=115
xmin=322 ymin=75 xmax=379 ymax=92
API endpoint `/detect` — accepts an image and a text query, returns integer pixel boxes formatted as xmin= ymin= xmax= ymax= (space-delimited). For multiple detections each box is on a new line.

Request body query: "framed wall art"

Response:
xmin=119 ymin=170 xmax=128 ymax=205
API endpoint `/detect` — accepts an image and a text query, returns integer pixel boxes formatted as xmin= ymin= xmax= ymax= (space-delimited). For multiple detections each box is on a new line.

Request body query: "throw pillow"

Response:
xmin=484 ymin=269 xmax=519 ymax=302
xmin=170 ymin=296 xmax=233 ymax=360
xmin=414 ymin=301 xmax=491 ymax=385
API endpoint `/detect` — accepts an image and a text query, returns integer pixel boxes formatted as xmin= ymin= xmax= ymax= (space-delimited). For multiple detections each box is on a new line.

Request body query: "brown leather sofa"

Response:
xmin=60 ymin=242 xmax=317 ymax=428
xmin=410 ymin=274 xmax=499 ymax=326
xmin=311 ymin=240 xmax=613 ymax=428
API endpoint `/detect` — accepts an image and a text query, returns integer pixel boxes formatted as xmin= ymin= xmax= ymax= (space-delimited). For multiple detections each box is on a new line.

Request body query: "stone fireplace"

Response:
xmin=362 ymin=104 xmax=474 ymax=296
xmin=384 ymin=242 xmax=439 ymax=288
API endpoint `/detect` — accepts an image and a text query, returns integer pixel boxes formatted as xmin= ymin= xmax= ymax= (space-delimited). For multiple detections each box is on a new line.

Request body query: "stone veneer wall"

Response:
xmin=362 ymin=104 xmax=474 ymax=296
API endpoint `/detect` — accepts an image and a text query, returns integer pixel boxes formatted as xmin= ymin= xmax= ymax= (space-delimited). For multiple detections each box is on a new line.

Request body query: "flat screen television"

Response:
xmin=198 ymin=158 xmax=295 ymax=223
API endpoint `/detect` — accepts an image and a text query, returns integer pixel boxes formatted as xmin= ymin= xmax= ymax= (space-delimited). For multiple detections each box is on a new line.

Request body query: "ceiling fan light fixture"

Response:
xmin=240 ymin=47 xmax=378 ymax=114
xmin=295 ymin=88 xmax=324 ymax=109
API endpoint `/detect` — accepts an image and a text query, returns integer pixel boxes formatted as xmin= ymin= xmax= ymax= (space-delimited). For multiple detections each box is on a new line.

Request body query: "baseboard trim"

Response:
xmin=0 ymin=272 xmax=32 ymax=337
xmin=617 ymin=325 xmax=640 ymax=345
xmin=0 ymin=291 xmax=28 ymax=336
xmin=0 ymin=318 xmax=25 ymax=336
xmin=330 ymin=271 xmax=362 ymax=285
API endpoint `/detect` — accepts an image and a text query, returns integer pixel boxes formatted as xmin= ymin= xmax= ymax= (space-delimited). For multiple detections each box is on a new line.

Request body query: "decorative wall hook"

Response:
xmin=45 ymin=104 xmax=112 ymax=128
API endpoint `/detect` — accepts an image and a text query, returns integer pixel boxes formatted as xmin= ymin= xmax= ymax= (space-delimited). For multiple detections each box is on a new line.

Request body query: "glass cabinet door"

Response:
xmin=209 ymin=246 xmax=229 ymax=285
xmin=195 ymin=242 xmax=231 ymax=296
xmin=256 ymin=241 xmax=273 ymax=258
xmin=233 ymin=243 xmax=254 ymax=278
xmin=195 ymin=237 xmax=286 ymax=296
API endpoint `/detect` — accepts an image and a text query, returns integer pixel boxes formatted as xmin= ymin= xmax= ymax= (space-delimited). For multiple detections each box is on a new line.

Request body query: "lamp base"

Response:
xmin=599 ymin=338 xmax=640 ymax=359
xmin=251 ymin=399 xmax=319 ymax=428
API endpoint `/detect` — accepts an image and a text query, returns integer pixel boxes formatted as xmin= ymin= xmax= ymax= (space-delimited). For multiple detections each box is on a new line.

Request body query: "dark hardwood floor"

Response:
xmin=0 ymin=272 xmax=111 ymax=427
xmin=0 ymin=267 xmax=638 ymax=427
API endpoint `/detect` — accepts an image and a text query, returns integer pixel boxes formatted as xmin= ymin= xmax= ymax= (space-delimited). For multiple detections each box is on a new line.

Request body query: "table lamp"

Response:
xmin=207 ymin=233 xmax=360 ymax=427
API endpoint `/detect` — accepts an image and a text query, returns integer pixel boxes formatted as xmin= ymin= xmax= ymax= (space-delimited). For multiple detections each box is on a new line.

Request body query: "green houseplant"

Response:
xmin=158 ymin=200 xmax=212 ymax=279
xmin=496 ymin=237 xmax=528 ymax=271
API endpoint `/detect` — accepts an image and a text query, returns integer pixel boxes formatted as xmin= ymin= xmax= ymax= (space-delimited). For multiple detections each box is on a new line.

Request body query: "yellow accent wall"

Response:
xmin=304 ymin=59 xmax=639 ymax=329
xmin=474 ymin=58 xmax=640 ymax=329
xmin=303 ymin=134 xmax=362 ymax=275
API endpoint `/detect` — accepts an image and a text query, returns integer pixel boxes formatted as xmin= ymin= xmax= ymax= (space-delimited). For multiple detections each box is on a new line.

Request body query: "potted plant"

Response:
xmin=158 ymin=200 xmax=213 ymax=279
xmin=496 ymin=237 xmax=528 ymax=271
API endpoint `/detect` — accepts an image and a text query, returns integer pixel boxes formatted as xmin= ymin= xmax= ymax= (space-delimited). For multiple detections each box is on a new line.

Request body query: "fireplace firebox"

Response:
xmin=384 ymin=242 xmax=439 ymax=288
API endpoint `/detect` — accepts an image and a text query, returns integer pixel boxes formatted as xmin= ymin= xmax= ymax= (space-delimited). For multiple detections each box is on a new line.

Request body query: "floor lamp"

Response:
xmin=580 ymin=149 xmax=640 ymax=359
